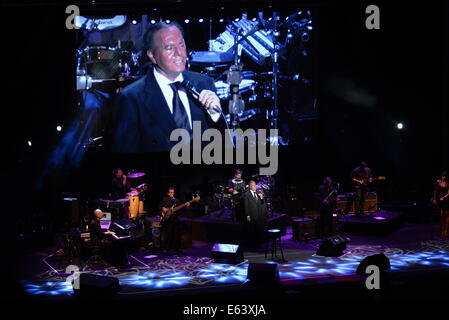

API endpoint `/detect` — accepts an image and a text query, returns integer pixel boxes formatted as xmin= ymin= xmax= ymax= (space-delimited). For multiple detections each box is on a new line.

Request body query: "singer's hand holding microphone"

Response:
xmin=182 ymin=80 xmax=222 ymax=114
xmin=197 ymin=90 xmax=221 ymax=114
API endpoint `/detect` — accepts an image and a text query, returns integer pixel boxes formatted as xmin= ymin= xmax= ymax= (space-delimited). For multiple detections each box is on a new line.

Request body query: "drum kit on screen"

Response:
xmin=98 ymin=171 xmax=148 ymax=220
xmin=76 ymin=11 xmax=313 ymax=132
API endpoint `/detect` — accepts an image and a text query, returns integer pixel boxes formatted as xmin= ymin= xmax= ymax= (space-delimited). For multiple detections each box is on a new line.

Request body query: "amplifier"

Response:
xmin=292 ymin=218 xmax=318 ymax=241
xmin=336 ymin=192 xmax=378 ymax=213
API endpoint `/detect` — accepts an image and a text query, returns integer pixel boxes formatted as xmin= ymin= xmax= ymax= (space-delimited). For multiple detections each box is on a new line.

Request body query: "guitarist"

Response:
xmin=350 ymin=161 xmax=373 ymax=217
xmin=158 ymin=187 xmax=190 ymax=254
xmin=315 ymin=177 xmax=337 ymax=239
xmin=432 ymin=172 xmax=449 ymax=240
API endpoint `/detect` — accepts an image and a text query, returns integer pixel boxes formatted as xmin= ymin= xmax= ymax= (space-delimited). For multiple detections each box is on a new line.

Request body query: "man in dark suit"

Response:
xmin=110 ymin=22 xmax=224 ymax=153
xmin=243 ymin=180 xmax=268 ymax=247
xmin=158 ymin=187 xmax=190 ymax=254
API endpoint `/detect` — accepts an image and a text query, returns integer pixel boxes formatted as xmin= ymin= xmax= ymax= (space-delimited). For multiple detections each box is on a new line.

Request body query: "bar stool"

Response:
xmin=265 ymin=229 xmax=286 ymax=262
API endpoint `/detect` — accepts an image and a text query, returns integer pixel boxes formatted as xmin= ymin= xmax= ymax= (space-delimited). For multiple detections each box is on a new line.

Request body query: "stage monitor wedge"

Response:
xmin=316 ymin=235 xmax=347 ymax=257
xmin=211 ymin=243 xmax=244 ymax=264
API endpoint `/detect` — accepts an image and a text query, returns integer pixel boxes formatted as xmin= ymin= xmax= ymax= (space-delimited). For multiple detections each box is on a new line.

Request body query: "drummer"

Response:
xmin=227 ymin=169 xmax=245 ymax=194
xmin=111 ymin=168 xmax=132 ymax=200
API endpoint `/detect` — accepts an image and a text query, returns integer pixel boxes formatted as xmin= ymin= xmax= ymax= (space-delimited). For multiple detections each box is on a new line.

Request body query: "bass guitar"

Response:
xmin=160 ymin=195 xmax=200 ymax=223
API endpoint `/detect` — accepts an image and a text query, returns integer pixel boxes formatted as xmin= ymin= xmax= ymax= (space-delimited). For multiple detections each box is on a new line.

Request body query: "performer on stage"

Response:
xmin=89 ymin=209 xmax=115 ymax=253
xmin=243 ymin=180 xmax=268 ymax=247
xmin=315 ymin=177 xmax=336 ymax=239
xmin=111 ymin=168 xmax=131 ymax=199
xmin=227 ymin=169 xmax=245 ymax=194
xmin=158 ymin=187 xmax=190 ymax=254
xmin=432 ymin=171 xmax=449 ymax=240
xmin=350 ymin=161 xmax=373 ymax=217
xmin=110 ymin=21 xmax=225 ymax=153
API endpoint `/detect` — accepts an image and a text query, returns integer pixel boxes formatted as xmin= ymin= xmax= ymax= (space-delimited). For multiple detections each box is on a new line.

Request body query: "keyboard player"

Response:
xmin=90 ymin=209 xmax=116 ymax=247
xmin=89 ymin=209 xmax=131 ymax=267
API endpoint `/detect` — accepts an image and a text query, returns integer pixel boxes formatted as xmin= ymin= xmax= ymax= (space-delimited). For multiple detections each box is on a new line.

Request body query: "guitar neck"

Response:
xmin=170 ymin=198 xmax=197 ymax=213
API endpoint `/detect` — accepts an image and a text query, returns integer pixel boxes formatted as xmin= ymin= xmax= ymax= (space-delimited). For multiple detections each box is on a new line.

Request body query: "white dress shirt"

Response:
xmin=251 ymin=190 xmax=258 ymax=200
xmin=153 ymin=68 xmax=221 ymax=129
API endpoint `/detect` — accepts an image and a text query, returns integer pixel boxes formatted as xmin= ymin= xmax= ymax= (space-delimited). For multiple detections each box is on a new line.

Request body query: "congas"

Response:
xmin=126 ymin=191 xmax=144 ymax=218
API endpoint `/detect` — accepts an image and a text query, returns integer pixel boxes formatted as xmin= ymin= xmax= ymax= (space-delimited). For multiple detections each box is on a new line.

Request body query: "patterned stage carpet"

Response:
xmin=22 ymin=239 xmax=449 ymax=297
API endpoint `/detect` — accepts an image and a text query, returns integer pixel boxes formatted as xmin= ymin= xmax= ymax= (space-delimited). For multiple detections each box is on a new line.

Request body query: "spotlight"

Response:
xmin=27 ymin=141 xmax=32 ymax=147
xmin=198 ymin=18 xmax=204 ymax=23
xmin=219 ymin=18 xmax=224 ymax=23
xmin=56 ymin=126 xmax=62 ymax=132
xmin=131 ymin=20 xmax=137 ymax=25
xmin=397 ymin=122 xmax=404 ymax=130
xmin=234 ymin=18 xmax=240 ymax=22
xmin=184 ymin=19 xmax=190 ymax=24
xmin=252 ymin=17 xmax=257 ymax=22
xmin=151 ymin=20 xmax=156 ymax=24
xmin=165 ymin=19 xmax=171 ymax=24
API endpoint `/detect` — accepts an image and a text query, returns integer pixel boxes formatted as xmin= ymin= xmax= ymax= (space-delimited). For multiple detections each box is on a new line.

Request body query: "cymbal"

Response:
xmin=190 ymin=51 xmax=234 ymax=65
xmin=75 ymin=15 xmax=127 ymax=31
xmin=127 ymin=172 xmax=145 ymax=178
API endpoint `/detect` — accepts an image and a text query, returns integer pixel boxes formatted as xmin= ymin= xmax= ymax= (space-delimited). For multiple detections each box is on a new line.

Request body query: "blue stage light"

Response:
xmin=199 ymin=18 xmax=204 ymax=23
xmin=184 ymin=19 xmax=190 ymax=24
xmin=219 ymin=19 xmax=224 ymax=23
xmin=132 ymin=20 xmax=137 ymax=25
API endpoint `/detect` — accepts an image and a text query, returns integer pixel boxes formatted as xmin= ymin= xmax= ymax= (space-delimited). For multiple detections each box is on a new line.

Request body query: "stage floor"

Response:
xmin=19 ymin=222 xmax=449 ymax=299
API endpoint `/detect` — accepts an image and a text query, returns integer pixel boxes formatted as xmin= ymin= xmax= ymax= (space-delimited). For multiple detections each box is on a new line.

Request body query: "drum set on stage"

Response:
xmin=98 ymin=171 xmax=148 ymax=221
xmin=213 ymin=174 xmax=276 ymax=215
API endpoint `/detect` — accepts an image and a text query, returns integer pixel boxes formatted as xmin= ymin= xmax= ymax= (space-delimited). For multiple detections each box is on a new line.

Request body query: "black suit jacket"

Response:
xmin=110 ymin=69 xmax=224 ymax=153
xmin=243 ymin=190 xmax=267 ymax=221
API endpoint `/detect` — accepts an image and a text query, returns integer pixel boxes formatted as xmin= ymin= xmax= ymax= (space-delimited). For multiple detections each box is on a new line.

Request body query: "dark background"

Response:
xmin=1 ymin=0 xmax=448 ymax=297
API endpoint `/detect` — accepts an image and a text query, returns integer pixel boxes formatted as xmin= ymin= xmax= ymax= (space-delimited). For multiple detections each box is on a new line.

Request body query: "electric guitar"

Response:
xmin=439 ymin=193 xmax=449 ymax=202
xmin=353 ymin=176 xmax=386 ymax=186
xmin=160 ymin=195 xmax=200 ymax=223
xmin=322 ymin=183 xmax=340 ymax=207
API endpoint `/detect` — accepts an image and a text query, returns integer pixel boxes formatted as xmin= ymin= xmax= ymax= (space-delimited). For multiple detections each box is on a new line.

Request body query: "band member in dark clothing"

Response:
xmin=243 ymin=180 xmax=268 ymax=247
xmin=432 ymin=171 xmax=449 ymax=239
xmin=315 ymin=177 xmax=336 ymax=239
xmin=89 ymin=209 xmax=115 ymax=262
xmin=227 ymin=169 xmax=245 ymax=194
xmin=350 ymin=161 xmax=373 ymax=217
xmin=111 ymin=168 xmax=131 ymax=199
xmin=158 ymin=187 xmax=190 ymax=253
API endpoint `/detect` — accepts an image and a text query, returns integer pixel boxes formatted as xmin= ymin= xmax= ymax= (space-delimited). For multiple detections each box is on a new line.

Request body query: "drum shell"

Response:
xmin=126 ymin=192 xmax=144 ymax=218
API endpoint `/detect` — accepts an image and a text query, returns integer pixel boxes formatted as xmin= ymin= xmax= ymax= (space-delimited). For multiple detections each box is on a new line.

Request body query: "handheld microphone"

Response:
xmin=181 ymin=80 xmax=222 ymax=113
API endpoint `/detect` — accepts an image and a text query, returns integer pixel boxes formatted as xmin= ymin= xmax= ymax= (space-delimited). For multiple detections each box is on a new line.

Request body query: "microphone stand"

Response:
xmin=270 ymin=12 xmax=281 ymax=146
